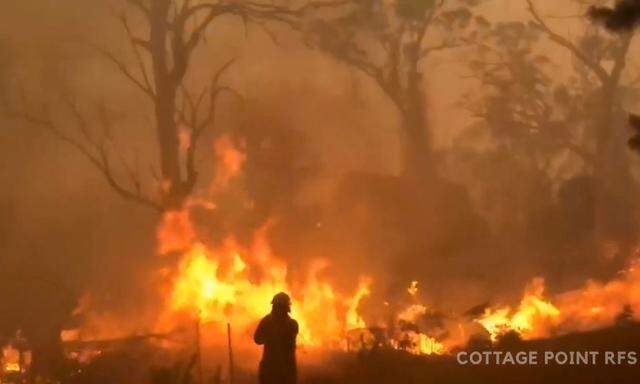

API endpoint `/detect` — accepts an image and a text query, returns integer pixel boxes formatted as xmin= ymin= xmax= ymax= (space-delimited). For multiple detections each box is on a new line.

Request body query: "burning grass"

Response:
xmin=56 ymin=137 xmax=640 ymax=368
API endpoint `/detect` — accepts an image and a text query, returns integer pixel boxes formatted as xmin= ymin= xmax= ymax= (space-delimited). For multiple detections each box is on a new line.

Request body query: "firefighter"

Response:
xmin=253 ymin=292 xmax=298 ymax=384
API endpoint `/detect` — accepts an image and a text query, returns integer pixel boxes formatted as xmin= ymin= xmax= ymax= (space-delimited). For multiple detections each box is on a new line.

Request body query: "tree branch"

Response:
xmin=120 ymin=13 xmax=155 ymax=96
xmin=177 ymin=58 xmax=241 ymax=194
xmin=3 ymin=96 xmax=162 ymax=211
xmin=526 ymin=0 xmax=609 ymax=84
xmin=609 ymin=32 xmax=634 ymax=86
xmin=92 ymin=44 xmax=156 ymax=99
xmin=420 ymin=40 xmax=466 ymax=57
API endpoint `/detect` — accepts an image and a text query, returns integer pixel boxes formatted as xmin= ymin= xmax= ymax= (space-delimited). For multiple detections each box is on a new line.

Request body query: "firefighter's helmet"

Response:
xmin=271 ymin=292 xmax=291 ymax=307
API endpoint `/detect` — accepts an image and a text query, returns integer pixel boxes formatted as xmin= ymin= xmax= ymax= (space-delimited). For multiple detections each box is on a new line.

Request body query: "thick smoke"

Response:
xmin=1 ymin=0 xmax=640 ymax=377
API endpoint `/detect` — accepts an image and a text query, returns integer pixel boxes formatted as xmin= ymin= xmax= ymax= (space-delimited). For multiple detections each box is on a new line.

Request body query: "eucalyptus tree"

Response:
xmin=305 ymin=0 xmax=486 ymax=177
xmin=4 ymin=0 xmax=320 ymax=211
xmin=462 ymin=0 xmax=640 ymax=263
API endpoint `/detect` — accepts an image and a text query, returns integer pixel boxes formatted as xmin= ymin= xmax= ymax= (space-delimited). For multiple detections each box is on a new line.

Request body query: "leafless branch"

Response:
xmin=609 ymin=32 xmax=634 ymax=85
xmin=120 ymin=13 xmax=155 ymax=96
xmin=417 ymin=0 xmax=445 ymax=50
xmin=526 ymin=0 xmax=609 ymax=83
xmin=177 ymin=58 xmax=242 ymax=192
xmin=91 ymin=44 xmax=156 ymax=99
xmin=3 ymin=95 xmax=162 ymax=211
xmin=420 ymin=40 xmax=466 ymax=57
xmin=183 ymin=0 xmax=356 ymax=30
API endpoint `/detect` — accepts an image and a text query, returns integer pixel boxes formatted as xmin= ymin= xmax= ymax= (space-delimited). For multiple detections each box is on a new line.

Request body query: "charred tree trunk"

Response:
xmin=590 ymin=31 xmax=637 ymax=264
xmin=150 ymin=0 xmax=187 ymax=209
xmin=401 ymin=42 xmax=432 ymax=180
xmin=593 ymin=81 xmax=638 ymax=264
xmin=528 ymin=0 xmax=637 ymax=263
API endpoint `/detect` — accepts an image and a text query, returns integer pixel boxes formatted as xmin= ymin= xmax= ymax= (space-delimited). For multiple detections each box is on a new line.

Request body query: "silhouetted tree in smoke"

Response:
xmin=525 ymin=0 xmax=637 ymax=196
xmin=1 ymin=0 xmax=324 ymax=212
xmin=461 ymin=21 xmax=595 ymax=168
xmin=305 ymin=0 xmax=486 ymax=176
xmin=590 ymin=0 xmax=640 ymax=153
xmin=461 ymin=0 xmax=640 ymax=266
xmin=458 ymin=21 xmax=584 ymax=251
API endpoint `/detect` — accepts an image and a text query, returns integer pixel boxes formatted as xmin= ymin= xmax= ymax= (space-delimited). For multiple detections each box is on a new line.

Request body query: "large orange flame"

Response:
xmin=152 ymin=211 xmax=450 ymax=358
xmin=477 ymin=278 xmax=560 ymax=341
xmin=475 ymin=264 xmax=640 ymax=342
xmin=70 ymin=189 xmax=640 ymax=359
xmin=156 ymin=236 xmax=375 ymax=351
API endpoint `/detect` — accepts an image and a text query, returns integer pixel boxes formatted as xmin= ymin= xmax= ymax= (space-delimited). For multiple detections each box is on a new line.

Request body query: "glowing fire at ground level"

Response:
xmin=150 ymin=222 xmax=453 ymax=358
xmin=50 ymin=207 xmax=640 ymax=375
xmin=51 ymin=123 xmax=640 ymax=365
xmin=154 ymin=219 xmax=640 ymax=354
xmin=61 ymin=220 xmax=640 ymax=369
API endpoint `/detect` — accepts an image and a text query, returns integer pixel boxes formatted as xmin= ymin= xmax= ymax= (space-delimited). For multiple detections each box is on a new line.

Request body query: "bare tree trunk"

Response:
xmin=526 ymin=0 xmax=638 ymax=263
xmin=150 ymin=0 xmax=184 ymax=209
xmin=593 ymin=82 xmax=638 ymax=264
xmin=402 ymin=43 xmax=432 ymax=179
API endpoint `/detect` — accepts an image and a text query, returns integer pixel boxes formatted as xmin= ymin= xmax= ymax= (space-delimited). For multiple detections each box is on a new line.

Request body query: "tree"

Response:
xmin=1 ymin=2 xmax=344 ymax=378
xmin=460 ymin=1 xmax=640 ymax=266
xmin=591 ymin=0 xmax=640 ymax=31
xmin=457 ymin=21 xmax=569 ymax=241
xmin=461 ymin=21 xmax=594 ymax=172
xmin=590 ymin=0 xmax=640 ymax=151
xmin=526 ymin=0 xmax=638 ymax=255
xmin=3 ymin=0 xmax=321 ymax=212
xmin=306 ymin=0 xmax=485 ymax=177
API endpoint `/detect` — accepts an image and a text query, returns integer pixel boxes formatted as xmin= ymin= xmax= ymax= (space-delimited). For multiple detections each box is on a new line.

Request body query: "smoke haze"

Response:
xmin=2 ymin=0 xmax=640 ymax=372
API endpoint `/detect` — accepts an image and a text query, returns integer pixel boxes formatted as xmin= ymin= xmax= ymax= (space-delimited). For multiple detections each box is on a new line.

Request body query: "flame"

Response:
xmin=213 ymin=134 xmax=245 ymax=188
xmin=157 ymin=210 xmax=196 ymax=255
xmin=67 ymin=193 xmax=640 ymax=363
xmin=50 ymin=97 xmax=640 ymax=366
xmin=1 ymin=344 xmax=30 ymax=374
xmin=398 ymin=304 xmax=427 ymax=323
xmin=345 ymin=279 xmax=371 ymax=330
xmin=553 ymin=262 xmax=640 ymax=331
xmin=169 ymin=244 xmax=239 ymax=322
xmin=389 ymin=281 xmax=446 ymax=355
xmin=3 ymin=363 xmax=20 ymax=373
xmin=477 ymin=278 xmax=560 ymax=341
xmin=407 ymin=281 xmax=419 ymax=296
xmin=152 ymin=213 xmax=451 ymax=357
xmin=156 ymin=234 xmax=376 ymax=350
xmin=475 ymin=264 xmax=640 ymax=342
xmin=414 ymin=333 xmax=445 ymax=355
xmin=63 ymin=236 xmax=640 ymax=362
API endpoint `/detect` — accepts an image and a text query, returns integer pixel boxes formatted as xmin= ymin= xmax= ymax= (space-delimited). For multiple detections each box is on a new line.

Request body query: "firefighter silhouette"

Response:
xmin=254 ymin=292 xmax=298 ymax=384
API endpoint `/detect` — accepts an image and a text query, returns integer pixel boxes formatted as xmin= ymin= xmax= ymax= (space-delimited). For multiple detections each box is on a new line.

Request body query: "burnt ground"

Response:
xmin=303 ymin=324 xmax=640 ymax=384
xmin=53 ymin=324 xmax=640 ymax=384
